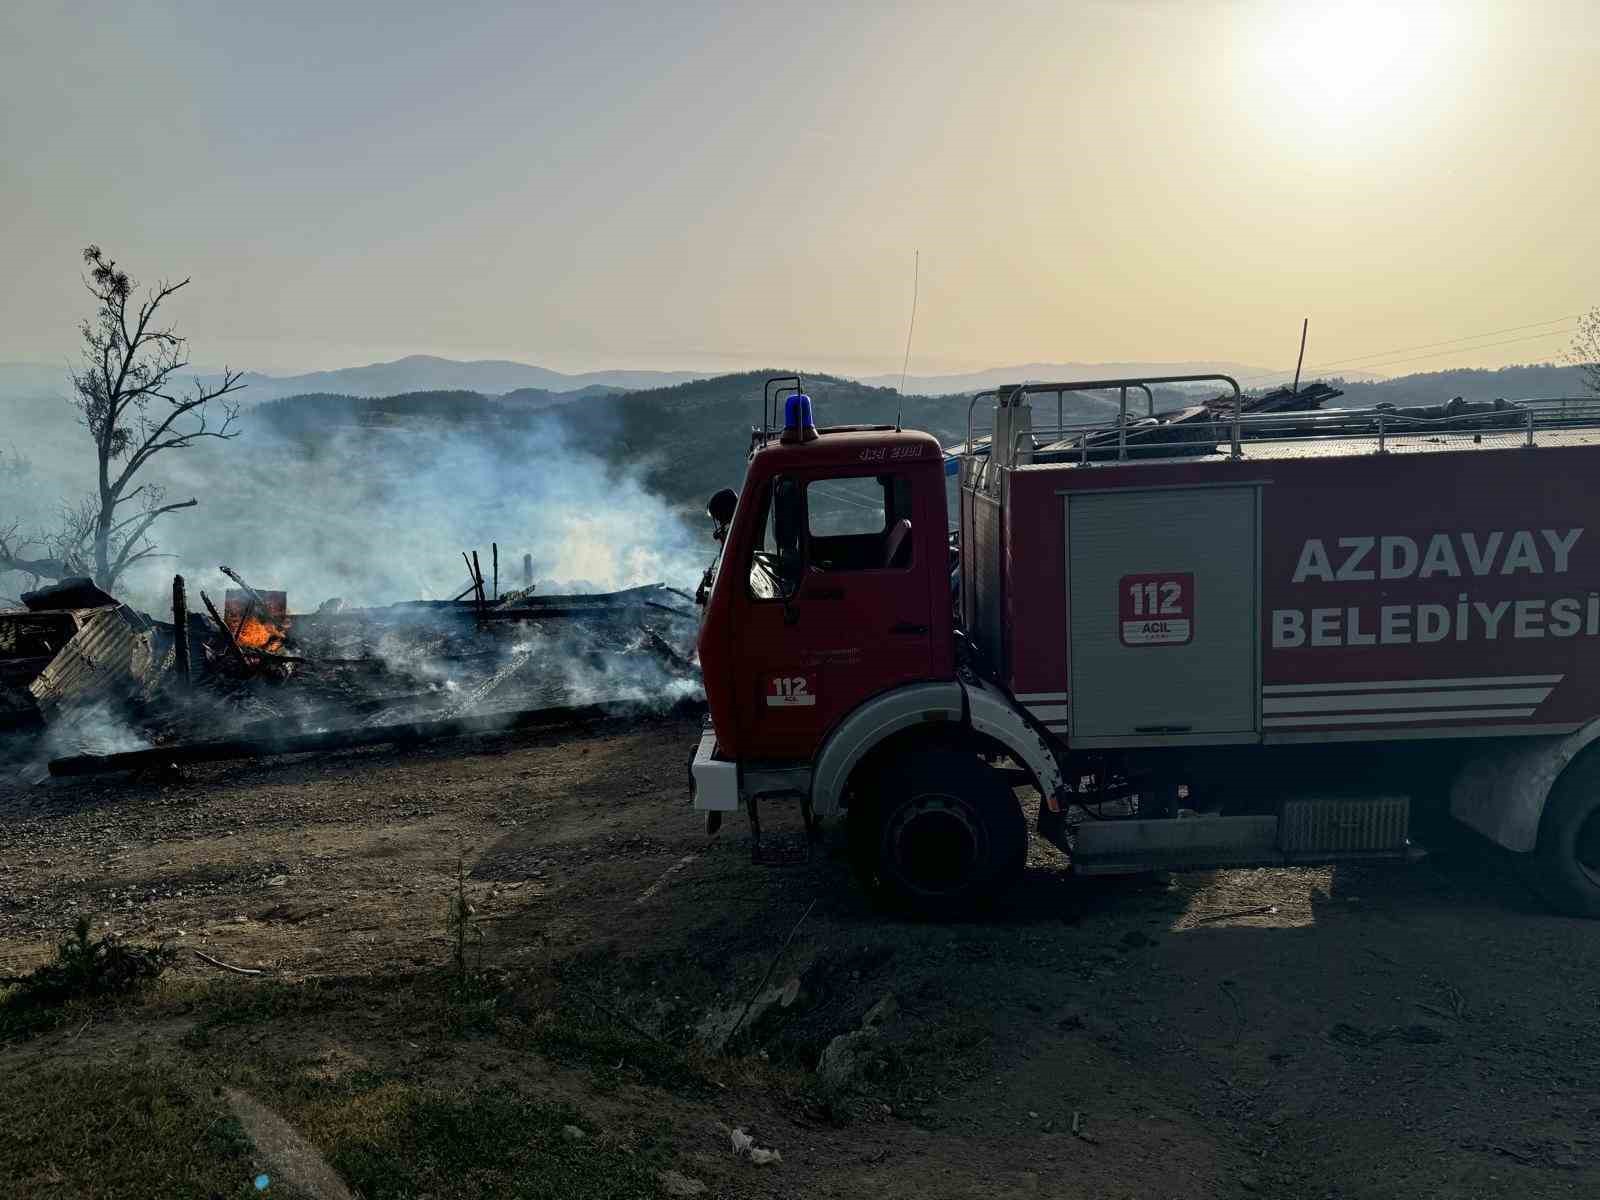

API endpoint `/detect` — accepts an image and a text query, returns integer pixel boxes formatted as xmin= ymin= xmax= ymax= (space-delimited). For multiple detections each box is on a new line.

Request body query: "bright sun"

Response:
xmin=1250 ymin=1 xmax=1453 ymax=141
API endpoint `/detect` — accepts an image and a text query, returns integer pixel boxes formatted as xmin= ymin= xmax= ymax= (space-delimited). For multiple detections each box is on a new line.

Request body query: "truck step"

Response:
xmin=743 ymin=793 xmax=819 ymax=867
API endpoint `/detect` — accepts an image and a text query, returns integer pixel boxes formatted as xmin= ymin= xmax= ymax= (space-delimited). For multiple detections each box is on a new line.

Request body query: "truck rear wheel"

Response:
xmin=1530 ymin=754 xmax=1600 ymax=918
xmin=852 ymin=750 xmax=1027 ymax=916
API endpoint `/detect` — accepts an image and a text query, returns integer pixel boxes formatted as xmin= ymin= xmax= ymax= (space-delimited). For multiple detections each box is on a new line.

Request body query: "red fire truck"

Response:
xmin=692 ymin=375 xmax=1600 ymax=917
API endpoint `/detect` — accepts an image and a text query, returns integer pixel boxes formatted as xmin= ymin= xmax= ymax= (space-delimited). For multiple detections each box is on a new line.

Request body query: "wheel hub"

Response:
xmin=885 ymin=792 xmax=983 ymax=895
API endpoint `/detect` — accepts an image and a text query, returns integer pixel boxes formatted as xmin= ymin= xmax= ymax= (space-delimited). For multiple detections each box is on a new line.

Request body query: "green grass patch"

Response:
xmin=181 ymin=969 xmax=503 ymax=1048
xmin=0 ymin=1057 xmax=251 ymax=1199
xmin=328 ymin=1087 xmax=660 ymax=1199
xmin=523 ymin=1005 xmax=710 ymax=1095
xmin=0 ymin=1048 xmax=668 ymax=1200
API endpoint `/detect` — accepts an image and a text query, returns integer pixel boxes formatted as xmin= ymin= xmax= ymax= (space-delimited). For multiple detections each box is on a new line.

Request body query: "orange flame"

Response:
xmin=236 ymin=616 xmax=287 ymax=652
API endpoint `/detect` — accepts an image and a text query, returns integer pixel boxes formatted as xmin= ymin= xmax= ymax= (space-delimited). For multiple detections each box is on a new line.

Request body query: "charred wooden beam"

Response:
xmin=218 ymin=565 xmax=265 ymax=628
xmin=172 ymin=575 xmax=191 ymax=689
xmin=199 ymin=589 xmax=251 ymax=672
xmin=48 ymin=697 xmax=708 ymax=777
xmin=637 ymin=626 xmax=694 ymax=671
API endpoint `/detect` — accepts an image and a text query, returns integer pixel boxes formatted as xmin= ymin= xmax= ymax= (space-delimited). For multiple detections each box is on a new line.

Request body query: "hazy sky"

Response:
xmin=3 ymin=1 xmax=1596 ymax=378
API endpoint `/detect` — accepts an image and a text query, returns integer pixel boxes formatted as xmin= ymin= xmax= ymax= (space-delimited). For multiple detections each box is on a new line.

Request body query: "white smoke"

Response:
xmin=0 ymin=393 xmax=707 ymax=615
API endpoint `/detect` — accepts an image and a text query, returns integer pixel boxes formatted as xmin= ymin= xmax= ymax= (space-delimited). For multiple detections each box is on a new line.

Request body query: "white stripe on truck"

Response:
xmin=1264 ymin=686 xmax=1555 ymax=715
xmin=1263 ymin=674 xmax=1562 ymax=695
xmin=1265 ymin=707 xmax=1537 ymax=728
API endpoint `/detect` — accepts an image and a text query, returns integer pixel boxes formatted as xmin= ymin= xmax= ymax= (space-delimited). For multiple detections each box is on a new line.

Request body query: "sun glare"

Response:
xmin=1250 ymin=2 xmax=1452 ymax=141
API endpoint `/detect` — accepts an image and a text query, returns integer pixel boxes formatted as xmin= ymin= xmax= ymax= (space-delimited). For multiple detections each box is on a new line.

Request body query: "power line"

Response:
xmin=1314 ymin=328 xmax=1576 ymax=376
xmin=1307 ymin=315 xmax=1580 ymax=371
xmin=1239 ymin=313 xmax=1581 ymax=383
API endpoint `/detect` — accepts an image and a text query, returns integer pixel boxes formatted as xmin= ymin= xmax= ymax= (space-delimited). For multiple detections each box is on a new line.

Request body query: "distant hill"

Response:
xmin=0 ymin=356 xmax=707 ymax=406
xmin=227 ymin=355 xmax=707 ymax=402
xmin=1317 ymin=363 xmax=1587 ymax=409
xmin=251 ymin=373 xmax=967 ymax=512
xmin=547 ymin=372 xmax=944 ymax=509
xmin=255 ymin=384 xmax=620 ymax=436
xmin=850 ymin=360 xmax=1382 ymax=395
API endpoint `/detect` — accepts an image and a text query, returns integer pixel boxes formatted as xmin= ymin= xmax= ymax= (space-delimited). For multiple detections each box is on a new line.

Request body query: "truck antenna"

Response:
xmin=896 ymin=249 xmax=920 ymax=431
xmin=1291 ymin=316 xmax=1309 ymax=394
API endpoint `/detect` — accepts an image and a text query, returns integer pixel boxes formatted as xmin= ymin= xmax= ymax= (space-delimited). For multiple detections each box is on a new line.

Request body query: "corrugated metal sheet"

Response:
xmin=27 ymin=606 xmax=155 ymax=714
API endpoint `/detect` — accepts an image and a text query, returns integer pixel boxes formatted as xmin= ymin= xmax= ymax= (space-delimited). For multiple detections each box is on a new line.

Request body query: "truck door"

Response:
xmin=735 ymin=468 xmax=936 ymax=760
xmin=1066 ymin=486 xmax=1259 ymax=744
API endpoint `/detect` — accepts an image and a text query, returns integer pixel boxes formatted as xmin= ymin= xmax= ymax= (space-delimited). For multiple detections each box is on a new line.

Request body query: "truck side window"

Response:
xmin=748 ymin=476 xmax=803 ymax=600
xmin=808 ymin=473 xmax=914 ymax=571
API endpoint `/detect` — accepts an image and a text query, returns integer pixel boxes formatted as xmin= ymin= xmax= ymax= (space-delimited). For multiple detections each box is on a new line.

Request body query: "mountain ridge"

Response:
xmin=852 ymin=360 xmax=1384 ymax=395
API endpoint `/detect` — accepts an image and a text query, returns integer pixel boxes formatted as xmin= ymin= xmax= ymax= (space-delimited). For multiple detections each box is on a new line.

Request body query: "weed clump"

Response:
xmin=10 ymin=917 xmax=175 ymax=1006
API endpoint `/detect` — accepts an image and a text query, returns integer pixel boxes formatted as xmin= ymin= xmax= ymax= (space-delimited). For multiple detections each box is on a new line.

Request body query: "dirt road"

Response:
xmin=3 ymin=715 xmax=1597 ymax=1198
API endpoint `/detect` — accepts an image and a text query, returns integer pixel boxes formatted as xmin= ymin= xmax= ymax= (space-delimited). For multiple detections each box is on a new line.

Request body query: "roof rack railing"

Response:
xmin=992 ymin=397 xmax=1600 ymax=468
xmin=966 ymin=374 xmax=1243 ymax=462
xmin=754 ymin=375 xmax=803 ymax=448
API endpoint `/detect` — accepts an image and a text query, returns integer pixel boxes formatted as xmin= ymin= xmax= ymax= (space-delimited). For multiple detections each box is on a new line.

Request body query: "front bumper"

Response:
xmin=690 ymin=728 xmax=740 ymax=812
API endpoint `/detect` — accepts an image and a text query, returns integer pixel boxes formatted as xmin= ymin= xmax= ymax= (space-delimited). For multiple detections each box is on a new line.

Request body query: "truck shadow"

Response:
xmin=993 ymin=819 xmax=1550 ymax=926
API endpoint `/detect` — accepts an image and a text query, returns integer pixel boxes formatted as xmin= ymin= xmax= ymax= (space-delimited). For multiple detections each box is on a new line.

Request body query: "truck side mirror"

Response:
xmin=706 ymin=487 xmax=738 ymax=541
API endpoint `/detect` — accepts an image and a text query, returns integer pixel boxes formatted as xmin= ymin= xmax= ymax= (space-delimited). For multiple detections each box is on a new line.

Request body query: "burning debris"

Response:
xmin=1 ymin=556 xmax=702 ymax=781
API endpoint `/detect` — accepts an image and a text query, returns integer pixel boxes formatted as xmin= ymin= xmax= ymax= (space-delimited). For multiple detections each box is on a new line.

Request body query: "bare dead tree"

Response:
xmin=1571 ymin=308 xmax=1600 ymax=399
xmin=69 ymin=245 xmax=244 ymax=590
xmin=0 ymin=519 xmax=83 ymax=586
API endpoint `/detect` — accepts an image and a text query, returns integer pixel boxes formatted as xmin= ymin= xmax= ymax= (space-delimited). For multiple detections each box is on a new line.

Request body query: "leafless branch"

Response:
xmin=55 ymin=246 xmax=245 ymax=590
xmin=1569 ymin=309 xmax=1600 ymax=399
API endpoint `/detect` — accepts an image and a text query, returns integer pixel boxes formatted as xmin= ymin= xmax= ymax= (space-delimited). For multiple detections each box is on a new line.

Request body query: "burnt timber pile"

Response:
xmin=0 ymin=561 xmax=701 ymax=781
xmin=1057 ymin=383 xmax=1537 ymax=461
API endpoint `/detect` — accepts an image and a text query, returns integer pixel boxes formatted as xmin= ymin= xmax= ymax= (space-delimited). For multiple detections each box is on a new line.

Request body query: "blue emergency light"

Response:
xmin=780 ymin=392 xmax=819 ymax=444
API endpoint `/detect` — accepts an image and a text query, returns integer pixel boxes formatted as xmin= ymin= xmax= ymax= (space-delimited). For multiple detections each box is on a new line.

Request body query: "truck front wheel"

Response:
xmin=852 ymin=750 xmax=1027 ymax=916
xmin=1530 ymin=754 xmax=1600 ymax=918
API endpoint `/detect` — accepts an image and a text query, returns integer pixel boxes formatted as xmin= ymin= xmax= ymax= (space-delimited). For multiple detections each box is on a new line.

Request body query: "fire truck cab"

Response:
xmin=693 ymin=375 xmax=1600 ymax=918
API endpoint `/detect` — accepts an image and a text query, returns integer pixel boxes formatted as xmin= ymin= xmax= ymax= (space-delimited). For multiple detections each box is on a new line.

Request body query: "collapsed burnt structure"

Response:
xmin=0 ymin=579 xmax=159 ymax=728
xmin=1 ymin=559 xmax=701 ymax=781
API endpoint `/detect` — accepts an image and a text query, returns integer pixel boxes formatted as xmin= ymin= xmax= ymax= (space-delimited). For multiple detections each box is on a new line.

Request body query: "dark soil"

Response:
xmin=3 ymin=713 xmax=1597 ymax=1198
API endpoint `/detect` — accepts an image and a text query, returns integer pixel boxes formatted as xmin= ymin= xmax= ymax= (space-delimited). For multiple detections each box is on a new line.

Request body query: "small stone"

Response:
xmin=560 ymin=1125 xmax=586 ymax=1142
xmin=863 ymin=993 xmax=898 ymax=1028
xmin=266 ymin=875 xmax=287 ymax=887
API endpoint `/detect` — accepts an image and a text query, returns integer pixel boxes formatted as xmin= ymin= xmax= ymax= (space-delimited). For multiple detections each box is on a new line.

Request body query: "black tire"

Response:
xmin=851 ymin=749 xmax=1027 ymax=916
xmin=1529 ymin=753 xmax=1600 ymax=918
